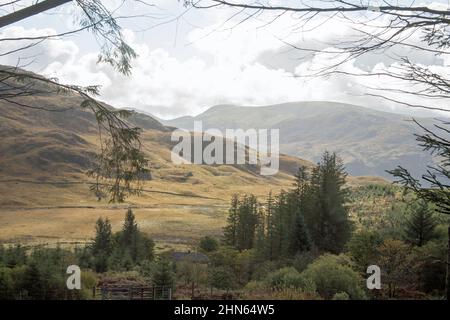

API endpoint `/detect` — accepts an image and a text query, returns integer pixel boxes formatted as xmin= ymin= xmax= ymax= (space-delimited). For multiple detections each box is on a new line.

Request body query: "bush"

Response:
xmin=412 ymin=238 xmax=446 ymax=294
xmin=332 ymin=292 xmax=350 ymax=300
xmin=208 ymin=266 xmax=237 ymax=293
xmin=0 ymin=267 xmax=14 ymax=299
xmin=199 ymin=236 xmax=219 ymax=252
xmin=292 ymin=250 xmax=319 ymax=273
xmin=251 ymin=260 xmax=279 ymax=281
xmin=264 ymin=267 xmax=316 ymax=293
xmin=346 ymin=230 xmax=382 ymax=272
xmin=301 ymin=254 xmax=366 ymax=300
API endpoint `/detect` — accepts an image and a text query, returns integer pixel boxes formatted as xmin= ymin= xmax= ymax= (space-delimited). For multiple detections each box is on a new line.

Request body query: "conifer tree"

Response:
xmin=404 ymin=200 xmax=437 ymax=247
xmin=236 ymin=194 xmax=259 ymax=251
xmin=122 ymin=208 xmax=138 ymax=248
xmin=288 ymin=207 xmax=312 ymax=255
xmin=224 ymin=194 xmax=240 ymax=247
xmin=92 ymin=218 xmax=113 ymax=255
xmin=92 ymin=217 xmax=113 ymax=272
xmin=308 ymin=151 xmax=351 ymax=253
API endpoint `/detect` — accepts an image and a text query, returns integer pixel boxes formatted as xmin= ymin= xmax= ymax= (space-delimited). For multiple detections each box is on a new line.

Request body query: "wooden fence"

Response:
xmin=93 ymin=284 xmax=172 ymax=300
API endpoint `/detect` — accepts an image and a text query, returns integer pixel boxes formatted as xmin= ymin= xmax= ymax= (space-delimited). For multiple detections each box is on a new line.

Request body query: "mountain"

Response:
xmin=163 ymin=101 xmax=438 ymax=179
xmin=0 ymin=68 xmax=389 ymax=248
xmin=0 ymin=68 xmax=316 ymax=208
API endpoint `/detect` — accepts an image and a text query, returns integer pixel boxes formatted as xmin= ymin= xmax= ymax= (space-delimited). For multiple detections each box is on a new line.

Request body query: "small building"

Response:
xmin=171 ymin=251 xmax=209 ymax=264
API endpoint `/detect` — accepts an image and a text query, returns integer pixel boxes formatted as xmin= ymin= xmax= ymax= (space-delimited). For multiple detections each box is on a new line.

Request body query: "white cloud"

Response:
xmin=1 ymin=6 xmax=449 ymax=120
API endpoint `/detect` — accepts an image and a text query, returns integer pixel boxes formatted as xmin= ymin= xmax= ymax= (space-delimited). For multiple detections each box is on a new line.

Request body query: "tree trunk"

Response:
xmin=446 ymin=225 xmax=450 ymax=300
xmin=0 ymin=0 xmax=72 ymax=28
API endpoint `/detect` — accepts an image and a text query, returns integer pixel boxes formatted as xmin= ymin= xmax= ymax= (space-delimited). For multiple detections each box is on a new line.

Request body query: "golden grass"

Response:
xmin=0 ymin=205 xmax=228 ymax=249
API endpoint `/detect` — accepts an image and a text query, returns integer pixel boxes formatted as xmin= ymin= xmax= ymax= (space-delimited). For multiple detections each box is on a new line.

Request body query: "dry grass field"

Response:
xmin=0 ymin=78 xmax=389 ymax=251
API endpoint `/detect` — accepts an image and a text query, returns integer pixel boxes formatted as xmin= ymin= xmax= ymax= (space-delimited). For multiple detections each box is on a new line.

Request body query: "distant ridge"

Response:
xmin=163 ymin=101 xmax=439 ymax=179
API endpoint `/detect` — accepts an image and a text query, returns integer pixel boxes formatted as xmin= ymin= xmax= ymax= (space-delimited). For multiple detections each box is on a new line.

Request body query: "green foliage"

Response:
xmin=93 ymin=209 xmax=154 ymax=272
xmin=177 ymin=260 xmax=208 ymax=289
xmin=199 ymin=236 xmax=219 ymax=252
xmin=0 ymin=267 xmax=14 ymax=299
xmin=306 ymin=152 xmax=351 ymax=253
xmin=224 ymin=152 xmax=350 ymax=261
xmin=292 ymin=250 xmax=319 ymax=273
xmin=346 ymin=230 xmax=383 ymax=272
xmin=224 ymin=194 xmax=259 ymax=251
xmin=208 ymin=266 xmax=237 ymax=293
xmin=377 ymin=239 xmax=414 ymax=298
xmin=0 ymin=245 xmax=27 ymax=268
xmin=412 ymin=239 xmax=447 ymax=294
xmin=91 ymin=217 xmax=113 ymax=272
xmin=403 ymin=200 xmax=438 ymax=246
xmin=264 ymin=267 xmax=316 ymax=293
xmin=152 ymin=259 xmax=175 ymax=289
xmin=223 ymin=194 xmax=239 ymax=247
xmin=301 ymin=254 xmax=366 ymax=300
xmin=332 ymin=292 xmax=350 ymax=300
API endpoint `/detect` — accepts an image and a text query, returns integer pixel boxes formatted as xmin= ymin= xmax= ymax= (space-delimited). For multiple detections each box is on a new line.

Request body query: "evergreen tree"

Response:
xmin=91 ymin=217 xmax=113 ymax=272
xmin=153 ymin=259 xmax=175 ymax=288
xmin=122 ymin=208 xmax=138 ymax=248
xmin=265 ymin=191 xmax=275 ymax=260
xmin=271 ymin=191 xmax=289 ymax=259
xmin=92 ymin=218 xmax=113 ymax=255
xmin=223 ymin=194 xmax=240 ymax=247
xmin=404 ymin=200 xmax=437 ymax=247
xmin=255 ymin=205 xmax=267 ymax=259
xmin=22 ymin=263 xmax=44 ymax=299
xmin=293 ymin=166 xmax=309 ymax=198
xmin=288 ymin=207 xmax=312 ymax=254
xmin=236 ymin=194 xmax=259 ymax=251
xmin=120 ymin=208 xmax=140 ymax=263
xmin=307 ymin=151 xmax=351 ymax=253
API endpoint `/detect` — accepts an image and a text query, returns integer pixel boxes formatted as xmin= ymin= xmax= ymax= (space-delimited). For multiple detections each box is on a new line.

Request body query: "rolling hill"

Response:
xmin=0 ymin=68 xmax=317 ymax=248
xmin=163 ymin=102 xmax=438 ymax=179
xmin=0 ymin=68 xmax=388 ymax=249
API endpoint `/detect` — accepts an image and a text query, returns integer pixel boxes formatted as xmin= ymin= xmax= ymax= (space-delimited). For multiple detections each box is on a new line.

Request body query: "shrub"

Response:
xmin=292 ymin=250 xmax=319 ymax=273
xmin=199 ymin=236 xmax=219 ymax=252
xmin=377 ymin=239 xmax=414 ymax=298
xmin=346 ymin=230 xmax=382 ymax=272
xmin=301 ymin=254 xmax=366 ymax=300
xmin=0 ymin=267 xmax=14 ymax=299
xmin=332 ymin=292 xmax=350 ymax=300
xmin=264 ymin=267 xmax=316 ymax=293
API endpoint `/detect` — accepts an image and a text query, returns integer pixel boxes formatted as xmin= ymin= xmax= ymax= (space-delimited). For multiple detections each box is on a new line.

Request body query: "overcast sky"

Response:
xmin=1 ymin=0 xmax=449 ymax=119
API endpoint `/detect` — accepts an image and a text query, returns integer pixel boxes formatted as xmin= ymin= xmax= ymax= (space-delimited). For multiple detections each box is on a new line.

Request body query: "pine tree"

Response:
xmin=293 ymin=166 xmax=309 ymax=197
xmin=236 ymin=194 xmax=259 ymax=251
xmin=404 ymin=200 xmax=437 ymax=247
xmin=122 ymin=208 xmax=138 ymax=247
xmin=265 ymin=191 xmax=275 ymax=260
xmin=224 ymin=194 xmax=240 ymax=247
xmin=92 ymin=218 xmax=113 ymax=272
xmin=308 ymin=151 xmax=351 ymax=253
xmin=270 ymin=191 xmax=288 ymax=259
xmin=153 ymin=259 xmax=175 ymax=288
xmin=255 ymin=206 xmax=267 ymax=259
xmin=288 ymin=207 xmax=311 ymax=255
xmin=92 ymin=218 xmax=113 ymax=255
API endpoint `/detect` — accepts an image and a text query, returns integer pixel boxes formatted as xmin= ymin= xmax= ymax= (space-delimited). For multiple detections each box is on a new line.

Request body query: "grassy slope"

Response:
xmin=0 ymin=75 xmax=311 ymax=249
xmin=0 ymin=73 xmax=389 ymax=250
xmin=163 ymin=102 xmax=436 ymax=179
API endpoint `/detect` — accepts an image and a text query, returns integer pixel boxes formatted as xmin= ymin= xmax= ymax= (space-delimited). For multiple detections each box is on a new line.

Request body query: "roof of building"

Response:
xmin=171 ymin=251 xmax=209 ymax=263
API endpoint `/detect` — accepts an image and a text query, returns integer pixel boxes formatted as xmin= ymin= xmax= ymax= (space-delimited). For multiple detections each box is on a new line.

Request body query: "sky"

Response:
xmin=1 ymin=0 xmax=449 ymax=119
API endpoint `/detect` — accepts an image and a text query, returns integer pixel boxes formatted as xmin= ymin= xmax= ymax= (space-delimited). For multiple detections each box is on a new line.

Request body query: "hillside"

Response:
xmin=163 ymin=102 xmax=437 ymax=179
xmin=0 ymin=68 xmax=318 ymax=248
